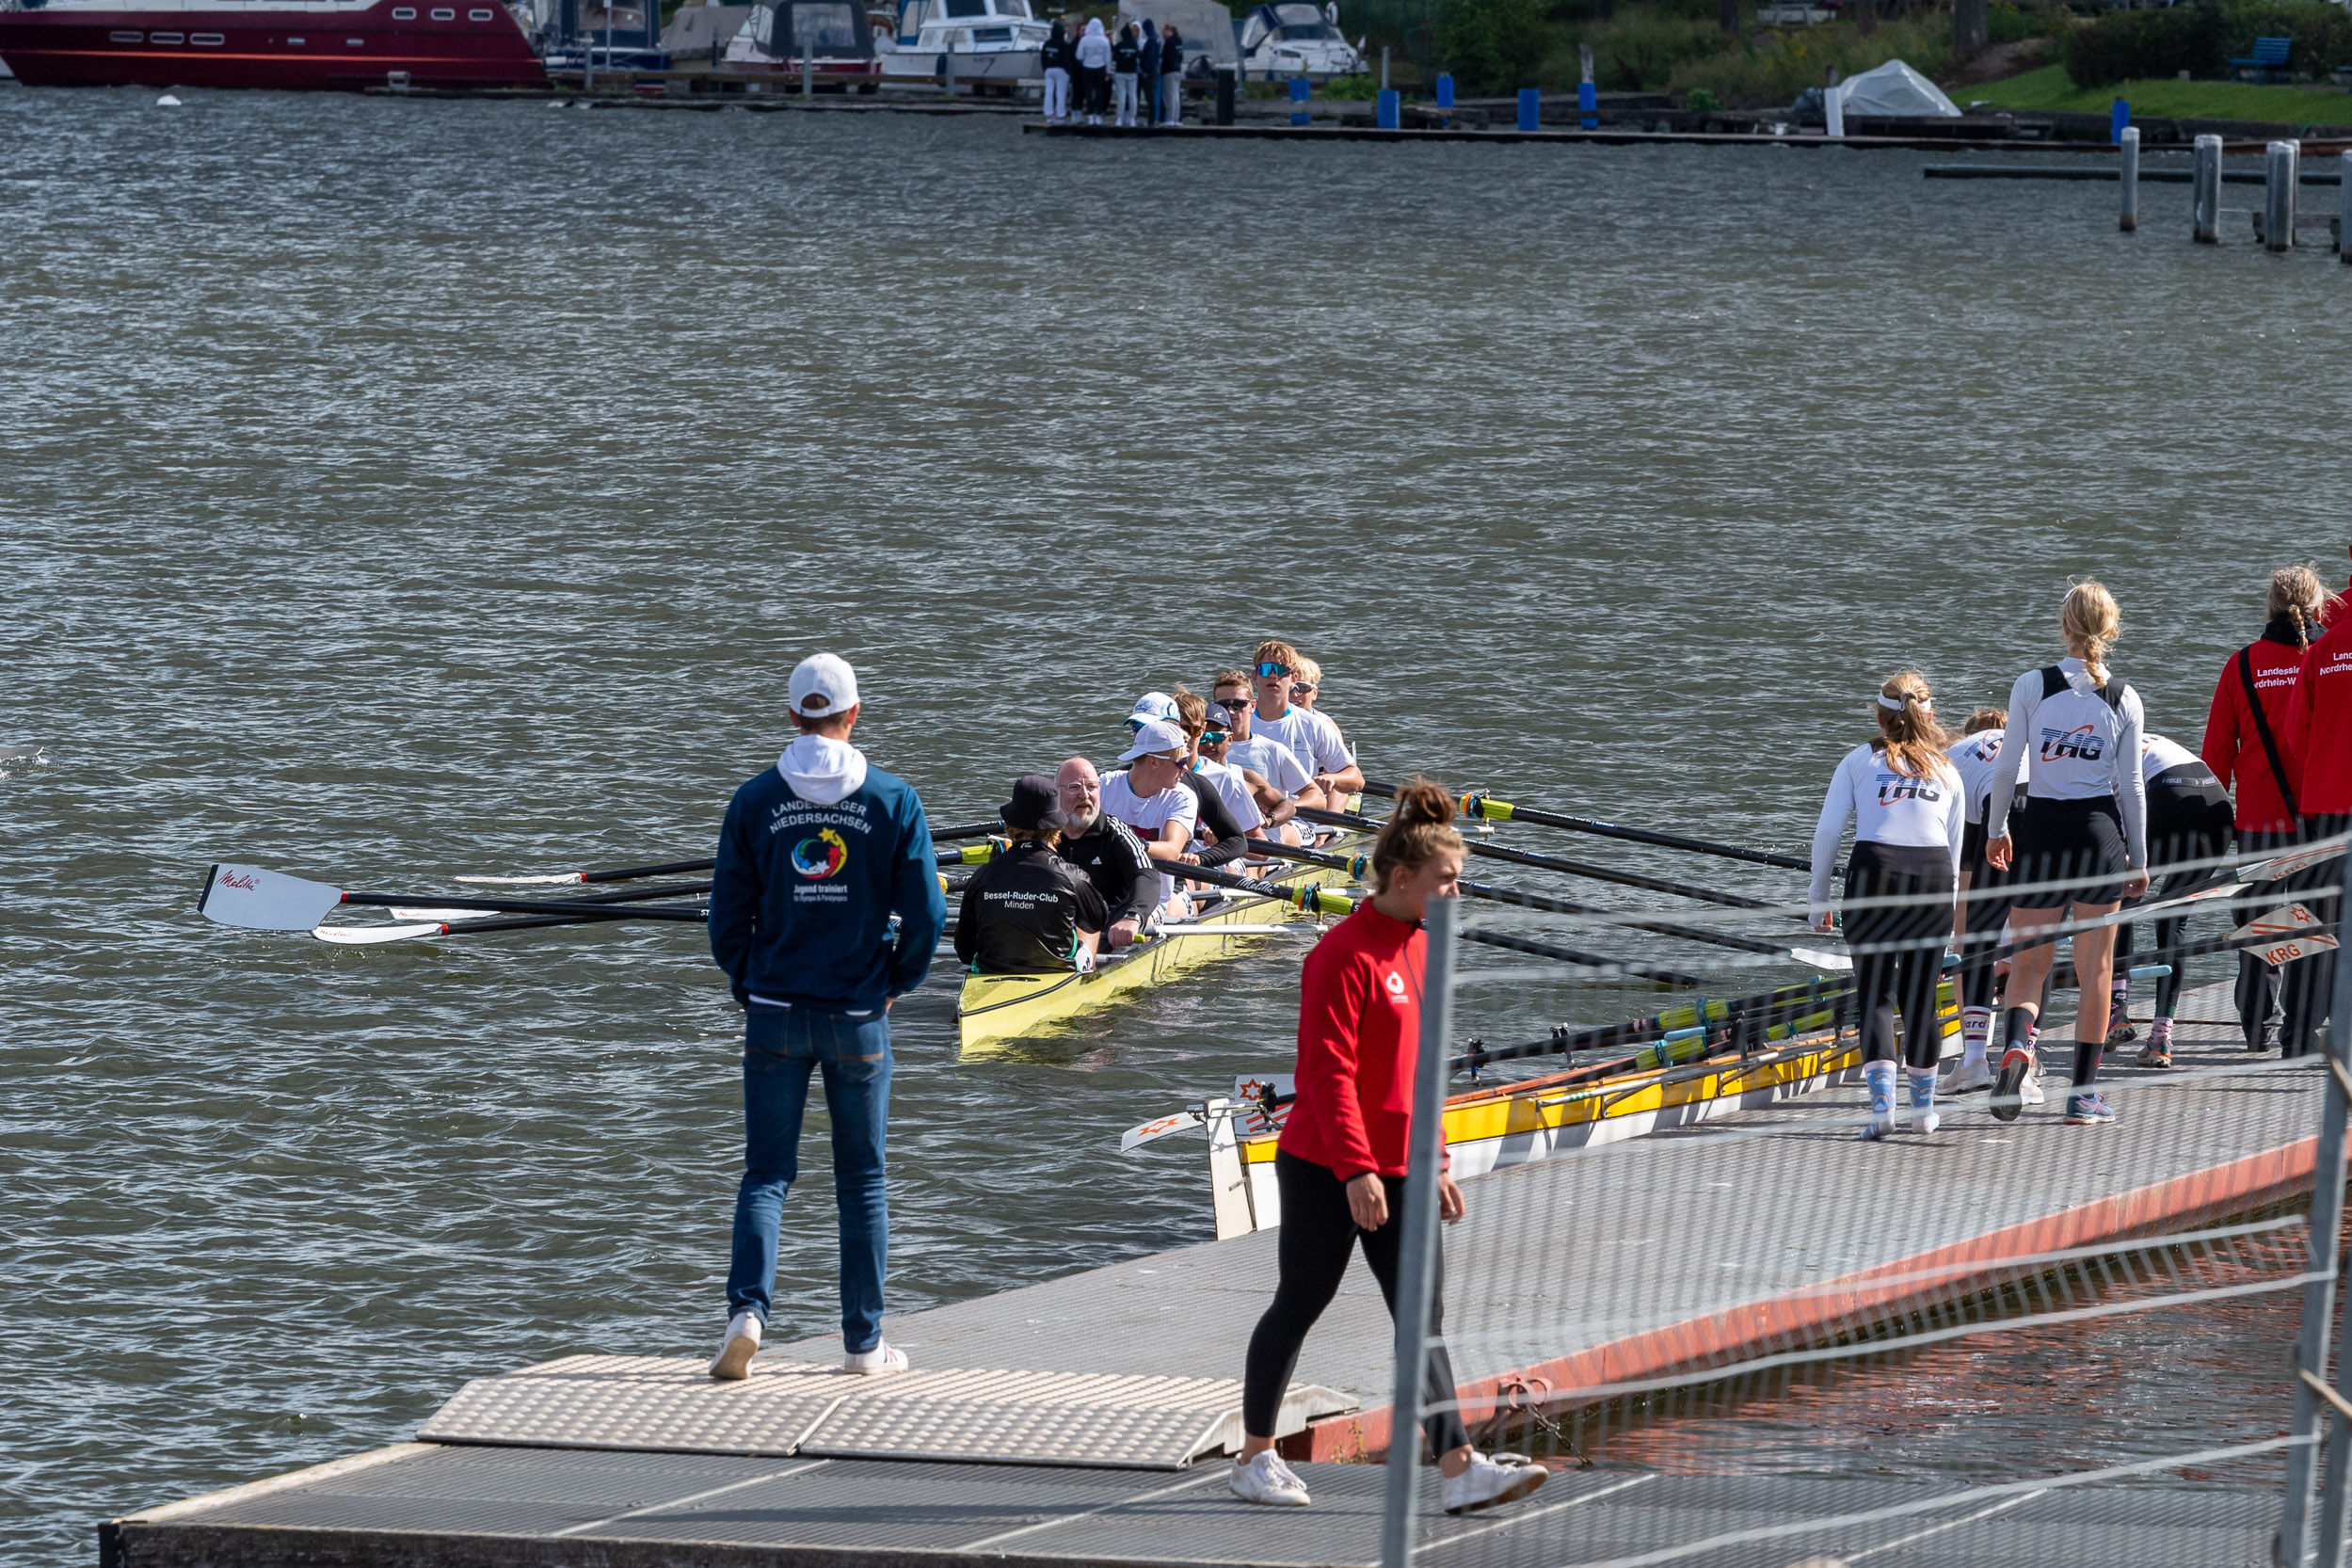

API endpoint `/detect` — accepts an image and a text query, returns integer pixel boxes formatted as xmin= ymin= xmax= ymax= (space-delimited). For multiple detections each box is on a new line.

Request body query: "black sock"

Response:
xmin=2002 ymin=1007 xmax=2037 ymax=1055
xmin=2073 ymin=1041 xmax=2102 ymax=1087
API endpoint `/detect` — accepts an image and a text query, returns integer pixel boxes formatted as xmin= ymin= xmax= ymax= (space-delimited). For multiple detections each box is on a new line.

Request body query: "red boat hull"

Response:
xmin=0 ymin=0 xmax=547 ymax=89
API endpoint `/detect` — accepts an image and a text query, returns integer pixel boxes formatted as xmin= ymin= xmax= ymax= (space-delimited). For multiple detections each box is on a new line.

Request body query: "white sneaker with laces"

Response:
xmin=1938 ymin=1057 xmax=1992 ymax=1095
xmin=2022 ymin=1062 xmax=2045 ymax=1106
xmin=709 ymin=1311 xmax=761 ymax=1381
xmin=1441 ymin=1451 xmax=1547 ymax=1515
xmin=843 ymin=1339 xmax=909 ymax=1375
xmin=1229 ymin=1449 xmax=1312 ymax=1507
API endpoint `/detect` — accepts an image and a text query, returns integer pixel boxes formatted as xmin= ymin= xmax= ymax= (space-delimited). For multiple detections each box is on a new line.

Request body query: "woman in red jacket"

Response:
xmin=2204 ymin=565 xmax=2324 ymax=1049
xmin=1229 ymin=781 xmax=1546 ymax=1517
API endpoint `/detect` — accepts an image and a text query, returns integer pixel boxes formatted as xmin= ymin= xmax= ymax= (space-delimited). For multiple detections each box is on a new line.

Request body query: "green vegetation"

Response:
xmin=2060 ymin=0 xmax=2352 ymax=87
xmin=1965 ymin=59 xmax=2352 ymax=120
xmin=1434 ymin=0 xmax=1553 ymax=90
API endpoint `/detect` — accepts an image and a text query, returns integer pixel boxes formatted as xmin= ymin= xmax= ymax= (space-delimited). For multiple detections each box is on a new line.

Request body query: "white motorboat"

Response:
xmin=875 ymin=0 xmax=1047 ymax=90
xmin=722 ymin=0 xmax=880 ymax=84
xmin=1235 ymin=0 xmax=1360 ymax=81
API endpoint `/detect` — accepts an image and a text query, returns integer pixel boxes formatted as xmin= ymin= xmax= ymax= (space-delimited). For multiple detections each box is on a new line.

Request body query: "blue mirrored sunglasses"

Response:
xmin=1255 ymin=661 xmax=1289 ymax=679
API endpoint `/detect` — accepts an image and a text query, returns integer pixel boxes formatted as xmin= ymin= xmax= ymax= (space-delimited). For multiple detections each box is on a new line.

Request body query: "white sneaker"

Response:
xmin=709 ymin=1311 xmax=761 ymax=1381
xmin=1441 ymin=1451 xmax=1547 ymax=1515
xmin=843 ymin=1339 xmax=908 ymax=1375
xmin=1939 ymin=1057 xmax=1992 ymax=1095
xmin=1229 ymin=1449 xmax=1311 ymax=1507
xmin=2022 ymin=1063 xmax=2045 ymax=1106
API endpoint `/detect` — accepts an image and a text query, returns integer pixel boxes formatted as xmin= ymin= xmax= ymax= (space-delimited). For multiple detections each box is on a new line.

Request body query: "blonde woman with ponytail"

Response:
xmin=1230 ymin=780 xmax=1544 ymax=1518
xmin=2203 ymin=565 xmax=2323 ymax=1054
xmin=1809 ymin=671 xmax=1965 ymax=1140
xmin=1985 ymin=581 xmax=2151 ymax=1128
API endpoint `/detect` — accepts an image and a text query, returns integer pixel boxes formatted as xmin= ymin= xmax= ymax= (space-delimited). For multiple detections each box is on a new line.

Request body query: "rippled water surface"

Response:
xmin=8 ymin=84 xmax=2352 ymax=1563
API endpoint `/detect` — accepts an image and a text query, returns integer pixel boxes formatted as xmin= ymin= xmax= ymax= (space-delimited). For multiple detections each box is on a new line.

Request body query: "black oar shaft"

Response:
xmin=578 ymin=858 xmax=714 ymax=884
xmin=1361 ymin=777 xmax=1811 ymax=872
xmin=343 ymin=892 xmax=708 ymax=922
xmin=1458 ymin=926 xmax=1704 ymax=987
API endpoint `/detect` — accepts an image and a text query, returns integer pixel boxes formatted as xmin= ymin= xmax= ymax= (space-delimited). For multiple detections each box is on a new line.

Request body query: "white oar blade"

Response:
xmin=200 ymin=863 xmax=344 ymax=931
xmin=389 ymin=905 xmax=503 ymax=923
xmin=2249 ymin=845 xmax=2339 ymax=884
xmin=2253 ymin=932 xmax=2340 ymax=968
xmin=1119 ymin=1109 xmax=1205 ymax=1154
xmin=2231 ymin=904 xmax=2321 ymax=944
xmin=312 ymin=922 xmax=446 ymax=946
xmin=1789 ymin=947 xmax=1854 ymax=972
xmin=453 ymin=872 xmax=587 ymax=886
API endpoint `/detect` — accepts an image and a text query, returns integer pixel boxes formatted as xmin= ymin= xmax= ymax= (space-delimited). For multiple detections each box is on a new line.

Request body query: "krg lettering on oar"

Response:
xmin=2040 ymin=723 xmax=2104 ymax=761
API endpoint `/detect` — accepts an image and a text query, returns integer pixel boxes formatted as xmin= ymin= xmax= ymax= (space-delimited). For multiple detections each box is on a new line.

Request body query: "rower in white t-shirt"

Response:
xmin=1211 ymin=668 xmax=1321 ymax=840
xmin=1249 ymin=639 xmax=1362 ymax=800
xmin=1101 ymin=717 xmax=1201 ymax=917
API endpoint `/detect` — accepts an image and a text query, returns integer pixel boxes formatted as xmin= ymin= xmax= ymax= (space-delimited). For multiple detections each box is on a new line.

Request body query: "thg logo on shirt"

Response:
xmin=2041 ymin=724 xmax=2104 ymax=762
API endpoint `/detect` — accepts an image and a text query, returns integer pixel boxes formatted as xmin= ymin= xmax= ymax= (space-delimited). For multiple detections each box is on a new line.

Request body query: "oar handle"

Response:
xmin=1360 ymin=778 xmax=1812 ymax=872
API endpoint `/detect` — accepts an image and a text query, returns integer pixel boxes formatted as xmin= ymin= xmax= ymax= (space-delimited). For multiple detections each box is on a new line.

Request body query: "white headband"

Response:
xmin=1879 ymin=692 xmax=1928 ymax=712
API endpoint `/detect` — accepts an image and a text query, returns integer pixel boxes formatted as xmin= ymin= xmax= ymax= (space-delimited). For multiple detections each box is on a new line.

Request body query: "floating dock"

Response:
xmin=104 ymin=984 xmax=2317 ymax=1566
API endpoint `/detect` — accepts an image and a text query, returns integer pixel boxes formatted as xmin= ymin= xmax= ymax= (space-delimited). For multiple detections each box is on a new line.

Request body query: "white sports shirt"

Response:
xmin=1101 ymin=768 xmax=1198 ymax=909
xmin=1809 ymin=743 xmax=1966 ymax=912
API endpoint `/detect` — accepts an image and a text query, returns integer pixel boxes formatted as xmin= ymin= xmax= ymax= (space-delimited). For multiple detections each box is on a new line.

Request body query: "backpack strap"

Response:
xmin=2238 ymin=647 xmax=2300 ymax=821
xmin=2039 ymin=665 xmax=2067 ymax=700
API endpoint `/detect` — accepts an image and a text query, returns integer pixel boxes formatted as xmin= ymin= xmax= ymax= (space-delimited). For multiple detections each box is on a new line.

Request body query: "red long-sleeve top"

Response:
xmin=1278 ymin=903 xmax=1448 ymax=1181
xmin=2290 ymin=619 xmax=2352 ymax=818
xmin=2202 ymin=626 xmax=2308 ymax=833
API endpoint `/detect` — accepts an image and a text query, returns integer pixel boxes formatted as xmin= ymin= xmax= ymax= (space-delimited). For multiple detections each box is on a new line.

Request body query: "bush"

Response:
xmin=1434 ymin=0 xmax=1553 ymax=92
xmin=1547 ymin=4 xmax=1725 ymax=92
xmin=1986 ymin=2 xmax=2067 ymax=44
xmin=1667 ymin=16 xmax=1954 ymax=105
xmin=2063 ymin=0 xmax=2352 ymax=88
xmin=1685 ymin=84 xmax=1720 ymax=109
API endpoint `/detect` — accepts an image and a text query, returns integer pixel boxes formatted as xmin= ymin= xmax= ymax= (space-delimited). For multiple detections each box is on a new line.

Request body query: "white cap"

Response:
xmin=1126 ymin=692 xmax=1177 ymax=728
xmin=787 ymin=653 xmax=860 ymax=719
xmin=1119 ymin=718 xmax=1188 ymax=762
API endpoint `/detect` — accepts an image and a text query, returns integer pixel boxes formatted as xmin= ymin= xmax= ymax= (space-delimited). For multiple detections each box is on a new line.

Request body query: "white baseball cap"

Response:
xmin=787 ymin=653 xmax=860 ymax=719
xmin=1119 ymin=718 xmax=1188 ymax=762
xmin=1126 ymin=692 xmax=1177 ymax=730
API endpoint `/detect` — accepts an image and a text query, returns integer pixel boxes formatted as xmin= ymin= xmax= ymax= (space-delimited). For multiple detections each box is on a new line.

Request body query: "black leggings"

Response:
xmin=1956 ymin=852 xmax=2014 ymax=1013
xmin=2117 ymin=786 xmax=2231 ymax=1018
xmin=1844 ymin=841 xmax=1955 ymax=1070
xmin=1242 ymin=1151 xmax=1470 ymax=1459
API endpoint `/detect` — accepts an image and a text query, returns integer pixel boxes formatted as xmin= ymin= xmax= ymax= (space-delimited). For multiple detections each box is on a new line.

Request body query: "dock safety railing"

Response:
xmin=1371 ymin=834 xmax=2352 ymax=1568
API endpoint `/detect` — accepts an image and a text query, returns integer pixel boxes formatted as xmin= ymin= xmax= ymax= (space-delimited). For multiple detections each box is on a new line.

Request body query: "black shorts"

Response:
xmin=2146 ymin=772 xmax=2232 ymax=872
xmin=2011 ymin=795 xmax=2129 ymax=909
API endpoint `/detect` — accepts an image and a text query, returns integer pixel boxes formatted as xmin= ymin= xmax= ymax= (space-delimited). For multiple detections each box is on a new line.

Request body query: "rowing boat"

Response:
xmin=1137 ymin=987 xmax=1959 ymax=1239
xmin=955 ymin=832 xmax=1366 ymax=1057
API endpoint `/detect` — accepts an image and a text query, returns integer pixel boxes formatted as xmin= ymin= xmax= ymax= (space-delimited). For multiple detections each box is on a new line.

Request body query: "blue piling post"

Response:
xmin=1435 ymin=72 xmax=1453 ymax=109
xmin=1577 ymin=78 xmax=1596 ymax=129
xmin=2110 ymin=97 xmax=2129 ymax=142
xmin=1377 ymin=87 xmax=1399 ymax=129
xmin=1288 ymin=72 xmax=1310 ymax=126
xmin=1517 ymin=86 xmax=1538 ymax=131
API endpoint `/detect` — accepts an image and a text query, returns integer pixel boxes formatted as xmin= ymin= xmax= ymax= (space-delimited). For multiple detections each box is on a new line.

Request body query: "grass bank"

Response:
xmin=1962 ymin=59 xmax=2352 ymax=120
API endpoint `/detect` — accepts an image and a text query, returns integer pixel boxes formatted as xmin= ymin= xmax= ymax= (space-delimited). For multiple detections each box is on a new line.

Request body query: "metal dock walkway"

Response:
xmin=104 ymin=984 xmax=2315 ymax=1566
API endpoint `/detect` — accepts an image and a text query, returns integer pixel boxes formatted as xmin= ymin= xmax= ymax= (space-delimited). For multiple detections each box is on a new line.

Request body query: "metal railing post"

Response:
xmin=2280 ymin=857 xmax=2352 ymax=1566
xmin=1380 ymin=894 xmax=1458 ymax=1568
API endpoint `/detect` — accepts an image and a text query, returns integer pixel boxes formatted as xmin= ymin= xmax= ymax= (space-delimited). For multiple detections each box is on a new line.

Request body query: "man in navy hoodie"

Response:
xmin=706 ymin=652 xmax=946 ymax=1381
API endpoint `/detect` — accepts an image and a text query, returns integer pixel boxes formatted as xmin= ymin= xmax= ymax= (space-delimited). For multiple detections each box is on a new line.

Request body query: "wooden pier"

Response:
xmin=103 ymin=984 xmax=2320 ymax=1566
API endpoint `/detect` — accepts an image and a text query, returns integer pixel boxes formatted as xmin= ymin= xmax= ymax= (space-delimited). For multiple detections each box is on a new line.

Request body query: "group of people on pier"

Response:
xmin=1815 ymin=563 xmax=2352 ymax=1138
xmin=1040 ymin=16 xmax=1187 ymax=126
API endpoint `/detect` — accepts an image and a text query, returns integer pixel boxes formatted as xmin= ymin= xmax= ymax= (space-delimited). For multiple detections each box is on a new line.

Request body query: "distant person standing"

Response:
xmin=1159 ymin=24 xmax=1185 ymax=122
xmin=1138 ymin=16 xmax=1160 ymax=125
xmin=1040 ymin=18 xmax=1073 ymax=121
xmin=1075 ymin=17 xmax=1111 ymax=123
xmin=1111 ymin=21 xmax=1142 ymax=126
xmin=706 ymin=653 xmax=948 ymax=1382
xmin=2285 ymin=580 xmax=2352 ymax=1060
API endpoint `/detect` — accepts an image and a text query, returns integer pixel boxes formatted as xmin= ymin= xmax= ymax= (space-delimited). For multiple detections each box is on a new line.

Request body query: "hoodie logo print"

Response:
xmin=792 ymin=828 xmax=849 ymax=879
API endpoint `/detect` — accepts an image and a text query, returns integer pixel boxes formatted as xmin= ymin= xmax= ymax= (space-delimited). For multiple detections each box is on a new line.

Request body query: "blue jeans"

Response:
xmin=726 ymin=1004 xmax=891 ymax=1352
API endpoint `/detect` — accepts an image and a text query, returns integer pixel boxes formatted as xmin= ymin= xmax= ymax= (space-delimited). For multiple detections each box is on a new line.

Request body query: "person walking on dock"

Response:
xmin=1809 ymin=671 xmax=1964 ymax=1139
xmin=2284 ymin=579 xmax=2352 ymax=1059
xmin=1230 ymin=781 xmax=1547 ymax=1516
xmin=706 ymin=653 xmax=948 ymax=1382
xmin=1075 ymin=17 xmax=1111 ymax=124
xmin=1985 ymin=583 xmax=2150 ymax=1127
xmin=1111 ymin=21 xmax=1143 ymax=127
xmin=1159 ymin=24 xmax=1185 ymax=123
xmin=1041 ymin=19 xmax=1073 ymax=121
xmin=1940 ymin=706 xmax=2024 ymax=1100
xmin=2203 ymin=565 xmax=2321 ymax=1052
xmin=2113 ymin=732 xmax=2232 ymax=1069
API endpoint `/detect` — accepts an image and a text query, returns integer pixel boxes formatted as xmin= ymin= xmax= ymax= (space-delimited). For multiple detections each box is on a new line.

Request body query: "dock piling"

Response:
xmin=2341 ymin=151 xmax=2352 ymax=263
xmin=1577 ymin=44 xmax=1595 ymax=128
xmin=2119 ymin=124 xmax=2138 ymax=232
xmin=801 ymin=51 xmax=813 ymax=96
xmin=1380 ymin=46 xmax=1388 ymax=91
xmin=2265 ymin=139 xmax=2299 ymax=251
xmin=1377 ymin=88 xmax=1399 ymax=130
xmin=2193 ymin=133 xmax=2221 ymax=243
xmin=1380 ymin=893 xmax=1459 ymax=1568
xmin=1824 ymin=69 xmax=1844 ymax=139
xmin=1288 ymin=74 xmax=1311 ymax=125
xmin=1517 ymin=87 xmax=1538 ymax=132
xmin=1215 ymin=65 xmax=1235 ymax=124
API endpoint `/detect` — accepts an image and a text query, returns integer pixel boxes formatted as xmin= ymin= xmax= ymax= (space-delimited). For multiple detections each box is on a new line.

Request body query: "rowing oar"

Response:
xmin=1245 ymin=839 xmax=1847 ymax=970
xmin=199 ymin=864 xmax=709 ymax=933
xmin=314 ymin=881 xmax=712 ymax=946
xmin=1289 ymin=804 xmax=1790 ymax=915
xmin=1361 ymin=778 xmax=1811 ymax=872
xmin=1159 ymin=856 xmax=1706 ymax=986
xmin=453 ymin=820 xmax=1005 ymax=886
xmin=1452 ymin=973 xmax=1859 ymax=1074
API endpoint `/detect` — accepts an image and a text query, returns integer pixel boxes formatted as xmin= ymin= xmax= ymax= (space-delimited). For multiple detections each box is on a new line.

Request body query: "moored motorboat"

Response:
xmin=0 ymin=0 xmax=546 ymax=88
xmin=874 ymin=0 xmax=1044 ymax=92
xmin=720 ymin=0 xmax=875 ymax=85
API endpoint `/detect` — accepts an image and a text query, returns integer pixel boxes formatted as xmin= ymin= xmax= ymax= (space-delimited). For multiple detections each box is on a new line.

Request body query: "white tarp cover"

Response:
xmin=1836 ymin=58 xmax=1960 ymax=118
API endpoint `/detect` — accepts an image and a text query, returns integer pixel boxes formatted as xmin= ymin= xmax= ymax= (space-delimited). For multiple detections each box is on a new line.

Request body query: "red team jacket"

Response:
xmin=1278 ymin=903 xmax=1449 ymax=1182
xmin=2292 ymin=619 xmax=2352 ymax=819
xmin=2204 ymin=632 xmax=2309 ymax=833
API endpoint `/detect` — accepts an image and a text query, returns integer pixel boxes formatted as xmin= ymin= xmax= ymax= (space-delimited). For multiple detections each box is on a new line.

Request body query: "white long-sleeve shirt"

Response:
xmin=1809 ymin=743 xmax=1966 ymax=913
xmin=1985 ymin=657 xmax=2147 ymax=869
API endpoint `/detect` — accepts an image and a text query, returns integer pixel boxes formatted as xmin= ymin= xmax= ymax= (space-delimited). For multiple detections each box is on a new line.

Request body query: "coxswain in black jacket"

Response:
xmin=954 ymin=836 xmax=1108 ymax=974
xmin=1177 ymin=771 xmax=1247 ymax=867
xmin=1057 ymin=809 xmax=1160 ymax=932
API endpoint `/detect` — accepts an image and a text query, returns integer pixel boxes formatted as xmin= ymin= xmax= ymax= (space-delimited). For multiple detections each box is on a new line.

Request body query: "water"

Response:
xmin=6 ymin=86 xmax=2350 ymax=1562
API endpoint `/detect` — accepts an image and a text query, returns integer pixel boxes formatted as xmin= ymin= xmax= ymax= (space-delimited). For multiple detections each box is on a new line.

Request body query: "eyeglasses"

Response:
xmin=1201 ymin=728 xmax=1228 ymax=745
xmin=1255 ymin=662 xmax=1290 ymax=679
